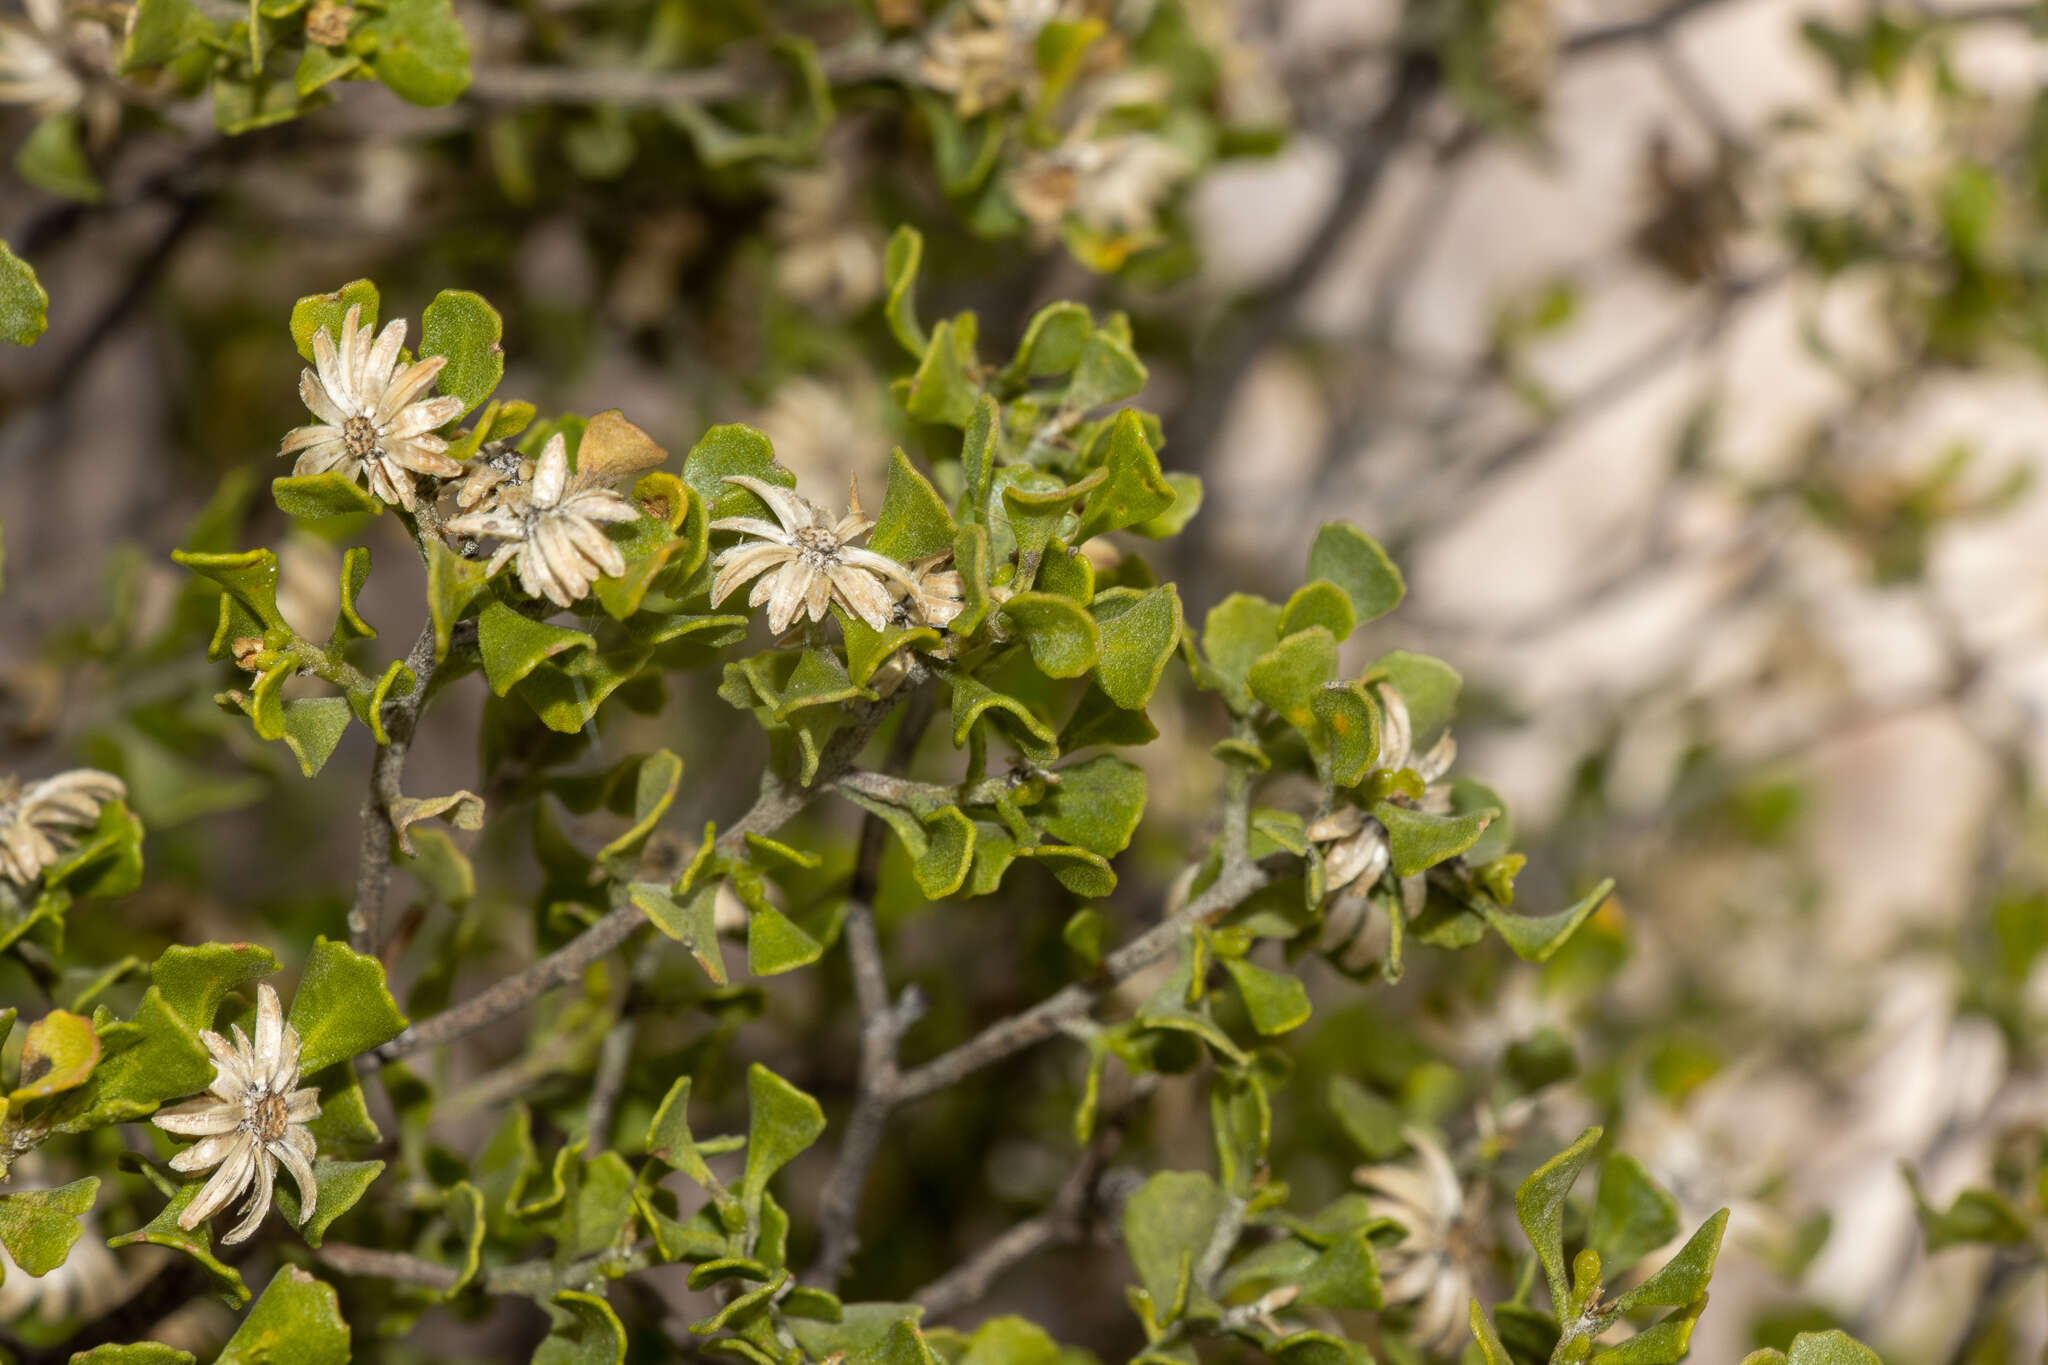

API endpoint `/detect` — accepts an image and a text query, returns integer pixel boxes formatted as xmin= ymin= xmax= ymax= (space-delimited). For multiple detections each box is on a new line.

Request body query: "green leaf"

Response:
xmin=0 ymin=1177 xmax=96 ymax=1274
xmin=949 ymin=673 xmax=1057 ymax=762
xmin=334 ymin=546 xmax=376 ymax=645
xmin=419 ymin=289 xmax=503 ymax=420
xmin=1033 ymin=756 xmax=1146 ymax=858
xmin=1312 ymin=682 xmax=1380 ymax=787
xmin=741 ymin=1065 xmax=826 ymax=1236
xmin=1074 ymin=411 xmax=1175 ymax=544
xmin=629 ymin=882 xmax=727 ymax=985
xmin=1219 ymin=957 xmax=1312 ymax=1035
xmin=1516 ymin=1125 xmax=1602 ymax=1307
xmin=271 ymin=1159 xmax=383 ymax=1247
xmin=749 ymin=903 xmax=825 ymax=976
xmin=359 ymin=0 xmax=471 ymax=106
xmin=10 ymin=1009 xmax=99 ymax=1101
xmin=1906 ymin=1166 xmax=2032 ymax=1250
xmin=17 ymin=113 xmax=101 ymax=202
xmin=1002 ymin=592 xmax=1101 ymax=678
xmin=883 ymin=225 xmax=928 ymax=357
xmin=1131 ymin=472 xmax=1203 ymax=539
xmin=905 ymin=315 xmax=982 ymax=428
xmin=289 ymin=280 xmax=378 ymax=364
xmin=288 ymin=937 xmax=407 ymax=1073
xmin=1004 ymin=302 xmax=1092 ymax=382
xmin=551 ymin=1151 xmax=638 ymax=1263
xmin=595 ymin=749 xmax=683 ymax=868
xmin=1296 ymin=1229 xmax=1382 ymax=1309
xmin=0 ymin=240 xmax=48 ymax=347
xmin=1783 ymin=1332 xmax=1884 ymax=1365
xmin=1373 ymin=802 xmax=1494 ymax=878
xmin=1374 ymin=651 xmax=1461 ymax=746
xmin=279 ymin=697 xmax=352 ymax=778
xmin=1469 ymin=1300 xmax=1515 ymax=1365
xmin=174 ymin=548 xmax=287 ymax=637
xmin=1121 ymin=1170 xmax=1228 ymax=1324
xmin=1064 ymin=326 xmax=1147 ymax=414
xmin=1612 ymin=1207 xmax=1727 ymax=1312
xmin=1248 ymin=628 xmax=1338 ymax=738
xmin=960 ymin=1316 xmax=1061 ymax=1365
xmin=1308 ymin=523 xmax=1405 ymax=626
xmin=684 ymin=424 xmax=794 ymax=520
xmin=837 ymin=790 xmax=976 ymax=899
xmin=478 ymin=601 xmax=594 ymax=695
xmin=1484 ymin=879 xmax=1614 ymax=963
xmin=1195 ymin=594 xmax=1283 ymax=713
xmin=122 ymin=0 xmax=205 ymax=71
xmin=153 ymin=942 xmax=277 ymax=1034
xmin=426 ymin=537 xmax=490 ymax=661
xmin=1327 ymin=1076 xmax=1406 ymax=1161
xmin=959 ymin=395 xmax=998 ymax=514
xmin=70 ymin=1346 xmax=197 ymax=1364
xmin=1280 ymin=580 xmax=1355 ymax=642
xmin=536 ymin=1290 xmax=628 ymax=1365
xmin=216 ymin=1266 xmax=350 ymax=1365
xmin=869 ymin=448 xmax=956 ymax=562
xmin=1591 ymin=1154 xmax=1682 ymax=1277
xmin=273 ymin=469 xmax=387 ymax=522
xmin=1093 ymin=586 xmax=1182 ymax=710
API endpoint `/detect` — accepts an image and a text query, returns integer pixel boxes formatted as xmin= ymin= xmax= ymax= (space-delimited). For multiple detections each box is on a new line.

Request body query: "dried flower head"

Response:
xmin=280 ymin=304 xmax=466 ymax=512
xmin=896 ymin=552 xmax=966 ymax=629
xmin=0 ymin=768 xmax=124 ymax=888
xmin=454 ymin=443 xmax=530 ymax=513
xmin=919 ymin=0 xmax=1059 ymax=116
xmin=444 ymin=433 xmax=639 ymax=609
xmin=1355 ymin=1128 xmax=1485 ymax=1354
xmin=151 ymin=983 xmax=321 ymax=1245
xmin=709 ymin=476 xmax=919 ymax=636
xmin=0 ymin=0 xmax=80 ymax=116
xmin=1768 ymin=66 xmax=1950 ymax=235
xmin=1010 ymin=132 xmax=1192 ymax=240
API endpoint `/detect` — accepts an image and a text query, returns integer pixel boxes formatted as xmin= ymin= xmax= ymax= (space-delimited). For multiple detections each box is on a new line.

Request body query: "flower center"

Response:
xmin=248 ymin=1091 xmax=290 ymax=1142
xmin=342 ymin=415 xmax=379 ymax=462
xmin=793 ymin=526 xmax=842 ymax=567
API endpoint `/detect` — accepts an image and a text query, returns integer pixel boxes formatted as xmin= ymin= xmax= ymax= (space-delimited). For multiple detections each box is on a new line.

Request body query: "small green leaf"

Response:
xmin=630 ymin=881 xmax=727 ymax=985
xmin=1469 ymin=1300 xmax=1514 ymax=1365
xmin=748 ymin=903 xmax=825 ymax=976
xmin=1249 ymin=628 xmax=1338 ymax=738
xmin=1312 ymin=682 xmax=1381 ymax=787
xmin=271 ymin=473 xmax=383 ymax=520
xmin=1002 ymin=592 xmax=1101 ymax=678
xmin=1783 ymin=1332 xmax=1884 ymax=1365
xmin=595 ymin=750 xmax=683 ymax=868
xmin=70 ymin=1346 xmax=197 ymax=1364
xmin=1196 ymin=594 xmax=1283 ymax=713
xmin=684 ymin=424 xmax=795 ymax=520
xmin=1121 ymin=1170 xmax=1228 ymax=1324
xmin=1308 ymin=523 xmax=1405 ymax=626
xmin=883 ymin=225 xmax=928 ymax=357
xmin=107 ymin=1168 xmax=249 ymax=1307
xmin=10 ymin=1009 xmax=100 ymax=1101
xmin=1033 ymin=756 xmax=1146 ymax=858
xmin=906 ymin=315 xmax=982 ymax=428
xmin=949 ymin=673 xmax=1058 ymax=762
xmin=1374 ymin=651 xmax=1461 ymax=745
xmin=289 ymin=280 xmax=379 ymax=364
xmin=1484 ymin=879 xmax=1614 ymax=962
xmin=1280 ymin=580 xmax=1355 ymax=642
xmin=1374 ymin=802 xmax=1494 ymax=878
xmin=1093 ymin=586 xmax=1182 ymax=709
xmin=536 ymin=1289 xmax=628 ymax=1365
xmin=272 ymin=1159 xmax=384 ymax=1247
xmin=288 ymin=937 xmax=407 ymax=1074
xmin=1613 ymin=1207 xmax=1727 ymax=1312
xmin=1591 ymin=1154 xmax=1682 ymax=1277
xmin=478 ymin=602 xmax=594 ymax=695
xmin=17 ymin=113 xmax=100 ymax=202
xmin=0 ymin=1177 xmax=97 ymax=1274
xmin=279 ymin=697 xmax=352 ymax=779
xmin=426 ymin=537 xmax=490 ymax=661
xmin=334 ymin=546 xmax=376 ymax=644
xmin=741 ymin=1065 xmax=826 ymax=1234
xmin=217 ymin=1266 xmax=350 ymax=1365
xmin=359 ymin=0 xmax=471 ymax=106
xmin=868 ymin=447 xmax=956 ymax=562
xmin=1516 ymin=1126 xmax=1602 ymax=1308
xmin=0 ymin=240 xmax=48 ymax=347
xmin=1074 ymin=411 xmax=1175 ymax=544
xmin=1220 ymin=957 xmax=1312 ymax=1035
xmin=419 ymin=289 xmax=503 ymax=420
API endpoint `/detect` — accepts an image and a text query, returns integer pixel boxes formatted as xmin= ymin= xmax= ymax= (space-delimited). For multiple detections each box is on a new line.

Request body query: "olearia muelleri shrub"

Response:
xmin=0 ymin=234 xmax=1893 ymax=1365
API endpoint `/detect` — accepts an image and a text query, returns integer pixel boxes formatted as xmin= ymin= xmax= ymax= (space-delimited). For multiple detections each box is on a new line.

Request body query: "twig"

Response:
xmin=808 ymin=688 xmax=937 ymax=1286
xmin=1561 ymin=0 xmax=1745 ymax=55
xmin=465 ymin=43 xmax=913 ymax=108
xmin=347 ymin=619 xmax=442 ymax=957
xmin=317 ymin=1238 xmax=656 ymax=1297
xmin=373 ymin=686 xmax=903 ymax=1063
xmin=890 ymin=837 xmax=1271 ymax=1106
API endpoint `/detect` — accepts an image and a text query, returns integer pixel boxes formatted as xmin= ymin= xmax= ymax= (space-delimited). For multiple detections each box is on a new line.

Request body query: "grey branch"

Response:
xmin=466 ymin=44 xmax=915 ymax=109
xmin=346 ymin=618 xmax=442 ymax=958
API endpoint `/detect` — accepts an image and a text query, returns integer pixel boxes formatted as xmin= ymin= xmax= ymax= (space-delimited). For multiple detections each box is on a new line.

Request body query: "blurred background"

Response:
xmin=7 ymin=0 xmax=2048 ymax=1359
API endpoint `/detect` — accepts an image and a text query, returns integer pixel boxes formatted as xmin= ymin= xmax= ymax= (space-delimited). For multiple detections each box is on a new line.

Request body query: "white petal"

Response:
xmin=222 ymin=1148 xmax=275 ymax=1244
xmin=180 ymin=1138 xmax=256 ymax=1230
xmin=721 ymin=475 xmax=815 ymax=535
xmin=154 ymin=1100 xmax=240 ymax=1138
xmin=168 ymin=1129 xmax=242 ymax=1171
xmin=253 ymin=984 xmax=283 ymax=1075
xmin=313 ymin=321 xmax=352 ymax=412
xmin=375 ymin=355 xmax=447 ymax=426
xmin=298 ymin=369 xmax=349 ymax=428
xmin=360 ymin=317 xmax=407 ymax=399
xmin=532 ymin=434 xmax=569 ymax=506
xmin=273 ymin=1126 xmax=319 ymax=1224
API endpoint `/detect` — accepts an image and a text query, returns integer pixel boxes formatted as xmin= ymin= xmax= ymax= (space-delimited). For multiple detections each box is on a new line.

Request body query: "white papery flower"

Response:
xmin=151 ymin=984 xmax=321 ymax=1245
xmin=0 ymin=0 xmax=80 ymax=115
xmin=444 ymin=433 xmax=638 ymax=609
xmin=1769 ymin=67 xmax=1949 ymax=233
xmin=1011 ymin=134 xmax=1193 ymax=239
xmin=709 ymin=476 xmax=918 ymax=636
xmin=279 ymin=304 xmax=465 ymax=511
xmin=0 ymin=768 xmax=124 ymax=888
xmin=896 ymin=552 xmax=966 ymax=629
xmin=1356 ymin=1128 xmax=1487 ymax=1354
xmin=918 ymin=0 xmax=1059 ymax=116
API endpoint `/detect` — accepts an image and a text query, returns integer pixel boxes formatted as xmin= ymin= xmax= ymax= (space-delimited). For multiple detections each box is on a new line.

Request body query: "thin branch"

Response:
xmin=316 ymin=1238 xmax=656 ymax=1297
xmin=891 ymin=837 xmax=1271 ymax=1106
xmin=372 ymin=684 xmax=904 ymax=1063
xmin=1561 ymin=0 xmax=1747 ymax=55
xmin=347 ymin=618 xmax=442 ymax=957
xmin=809 ymin=688 xmax=937 ymax=1287
xmin=465 ymin=43 xmax=913 ymax=108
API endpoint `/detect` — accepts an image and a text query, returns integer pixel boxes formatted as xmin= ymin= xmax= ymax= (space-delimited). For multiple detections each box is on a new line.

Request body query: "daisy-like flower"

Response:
xmin=1010 ymin=132 xmax=1193 ymax=240
xmin=151 ymin=984 xmax=320 ymax=1246
xmin=1356 ymin=1127 xmax=1487 ymax=1355
xmin=280 ymin=304 xmax=466 ymax=512
xmin=0 ymin=0 xmax=80 ymax=115
xmin=1767 ymin=66 xmax=1950 ymax=236
xmin=896 ymin=552 xmax=966 ymax=629
xmin=443 ymin=433 xmax=638 ymax=609
xmin=709 ymin=476 xmax=919 ymax=637
xmin=0 ymin=768 xmax=124 ymax=888
xmin=919 ymin=0 xmax=1060 ymax=116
